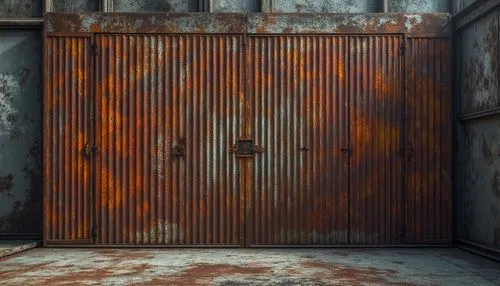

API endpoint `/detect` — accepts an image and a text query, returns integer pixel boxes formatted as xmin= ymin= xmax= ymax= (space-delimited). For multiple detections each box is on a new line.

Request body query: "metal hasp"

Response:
xmin=43 ymin=12 xmax=452 ymax=247
xmin=229 ymin=140 xmax=264 ymax=157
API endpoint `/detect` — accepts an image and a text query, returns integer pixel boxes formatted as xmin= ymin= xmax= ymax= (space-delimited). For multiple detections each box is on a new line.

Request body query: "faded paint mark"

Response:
xmin=0 ymin=70 xmax=31 ymax=139
xmin=404 ymin=15 xmax=424 ymax=32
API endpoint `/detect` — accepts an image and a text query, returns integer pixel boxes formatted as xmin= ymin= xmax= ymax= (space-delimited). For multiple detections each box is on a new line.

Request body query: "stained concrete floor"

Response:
xmin=0 ymin=248 xmax=499 ymax=285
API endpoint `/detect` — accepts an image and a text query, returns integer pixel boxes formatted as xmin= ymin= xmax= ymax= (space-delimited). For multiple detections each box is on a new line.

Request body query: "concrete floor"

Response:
xmin=0 ymin=248 xmax=499 ymax=285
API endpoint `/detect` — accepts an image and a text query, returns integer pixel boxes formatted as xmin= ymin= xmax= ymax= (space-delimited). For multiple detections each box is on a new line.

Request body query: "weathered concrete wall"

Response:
xmin=53 ymin=0 xmax=99 ymax=12
xmin=112 ymin=0 xmax=199 ymax=12
xmin=0 ymin=30 xmax=42 ymax=236
xmin=213 ymin=0 xmax=260 ymax=12
xmin=455 ymin=5 xmax=500 ymax=251
xmin=0 ymin=0 xmax=42 ymax=17
xmin=270 ymin=0 xmax=379 ymax=12
xmin=388 ymin=0 xmax=449 ymax=13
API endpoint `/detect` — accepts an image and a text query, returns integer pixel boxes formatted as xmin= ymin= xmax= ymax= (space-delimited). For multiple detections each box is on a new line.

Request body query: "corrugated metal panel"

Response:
xmin=406 ymin=37 xmax=452 ymax=243
xmin=44 ymin=36 xmax=92 ymax=242
xmin=349 ymin=35 xmax=403 ymax=245
xmin=95 ymin=34 xmax=244 ymax=245
xmin=248 ymin=36 xmax=349 ymax=245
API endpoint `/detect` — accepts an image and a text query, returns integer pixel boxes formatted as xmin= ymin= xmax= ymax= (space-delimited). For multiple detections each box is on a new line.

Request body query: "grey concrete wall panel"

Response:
xmin=459 ymin=8 xmax=499 ymax=114
xmin=270 ymin=0 xmax=378 ymax=13
xmin=0 ymin=0 xmax=42 ymax=18
xmin=388 ymin=0 xmax=450 ymax=13
xmin=213 ymin=0 xmax=260 ymax=12
xmin=456 ymin=117 xmax=500 ymax=249
xmin=52 ymin=0 xmax=99 ymax=12
xmin=112 ymin=0 xmax=199 ymax=12
xmin=0 ymin=30 xmax=42 ymax=235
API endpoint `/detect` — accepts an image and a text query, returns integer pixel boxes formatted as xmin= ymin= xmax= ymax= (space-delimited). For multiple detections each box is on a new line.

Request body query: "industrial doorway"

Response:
xmin=93 ymin=34 xmax=403 ymax=246
xmin=44 ymin=13 xmax=452 ymax=247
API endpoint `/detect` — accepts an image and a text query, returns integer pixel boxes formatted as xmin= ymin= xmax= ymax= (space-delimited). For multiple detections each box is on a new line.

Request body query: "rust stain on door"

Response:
xmin=95 ymin=34 xmax=244 ymax=245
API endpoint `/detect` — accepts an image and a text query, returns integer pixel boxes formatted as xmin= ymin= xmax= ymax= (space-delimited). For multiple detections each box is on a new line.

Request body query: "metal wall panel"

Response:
xmin=44 ymin=36 xmax=92 ymax=242
xmin=459 ymin=8 xmax=499 ymax=115
xmin=406 ymin=37 xmax=452 ymax=243
xmin=0 ymin=30 xmax=42 ymax=237
xmin=349 ymin=35 xmax=403 ymax=245
xmin=95 ymin=34 xmax=244 ymax=245
xmin=248 ymin=36 xmax=349 ymax=245
xmin=456 ymin=117 xmax=500 ymax=249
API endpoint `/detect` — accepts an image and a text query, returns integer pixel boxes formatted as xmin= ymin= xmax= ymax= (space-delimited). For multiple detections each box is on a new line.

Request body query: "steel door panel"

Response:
xmin=44 ymin=35 xmax=93 ymax=244
xmin=405 ymin=37 xmax=452 ymax=243
xmin=247 ymin=36 xmax=349 ymax=245
xmin=95 ymin=34 xmax=244 ymax=245
xmin=348 ymin=35 xmax=404 ymax=244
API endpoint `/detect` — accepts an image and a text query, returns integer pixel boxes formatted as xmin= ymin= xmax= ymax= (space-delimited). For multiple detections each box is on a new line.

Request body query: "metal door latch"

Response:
xmin=341 ymin=146 xmax=353 ymax=157
xmin=172 ymin=138 xmax=185 ymax=157
xmin=83 ymin=143 xmax=98 ymax=159
xmin=229 ymin=139 xmax=264 ymax=157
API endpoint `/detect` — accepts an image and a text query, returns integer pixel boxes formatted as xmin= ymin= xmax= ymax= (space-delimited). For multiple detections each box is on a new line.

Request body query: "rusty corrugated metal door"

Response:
xmin=44 ymin=35 xmax=93 ymax=244
xmin=349 ymin=35 xmax=404 ymax=245
xmin=405 ymin=37 xmax=452 ymax=244
xmin=248 ymin=35 xmax=404 ymax=245
xmin=95 ymin=34 xmax=245 ymax=245
xmin=247 ymin=35 xmax=350 ymax=245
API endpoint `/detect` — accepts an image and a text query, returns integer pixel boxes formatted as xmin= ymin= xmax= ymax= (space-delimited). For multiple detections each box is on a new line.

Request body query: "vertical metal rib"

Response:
xmin=44 ymin=36 xmax=91 ymax=242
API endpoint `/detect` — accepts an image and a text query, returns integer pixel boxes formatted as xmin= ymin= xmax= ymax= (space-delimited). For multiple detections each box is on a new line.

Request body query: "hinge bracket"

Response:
xmin=399 ymin=42 xmax=405 ymax=55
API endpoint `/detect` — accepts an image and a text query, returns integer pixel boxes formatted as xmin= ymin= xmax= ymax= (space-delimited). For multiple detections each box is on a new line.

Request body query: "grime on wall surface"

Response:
xmin=0 ymin=30 xmax=43 ymax=236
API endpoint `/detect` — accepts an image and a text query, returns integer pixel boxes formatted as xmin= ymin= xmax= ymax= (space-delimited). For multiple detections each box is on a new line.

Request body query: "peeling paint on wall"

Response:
xmin=0 ymin=0 xmax=42 ymax=18
xmin=389 ymin=0 xmax=449 ymax=13
xmin=0 ymin=30 xmax=42 ymax=236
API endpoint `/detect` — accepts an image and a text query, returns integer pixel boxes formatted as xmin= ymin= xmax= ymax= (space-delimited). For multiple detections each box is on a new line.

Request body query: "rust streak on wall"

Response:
xmin=349 ymin=35 xmax=403 ymax=245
